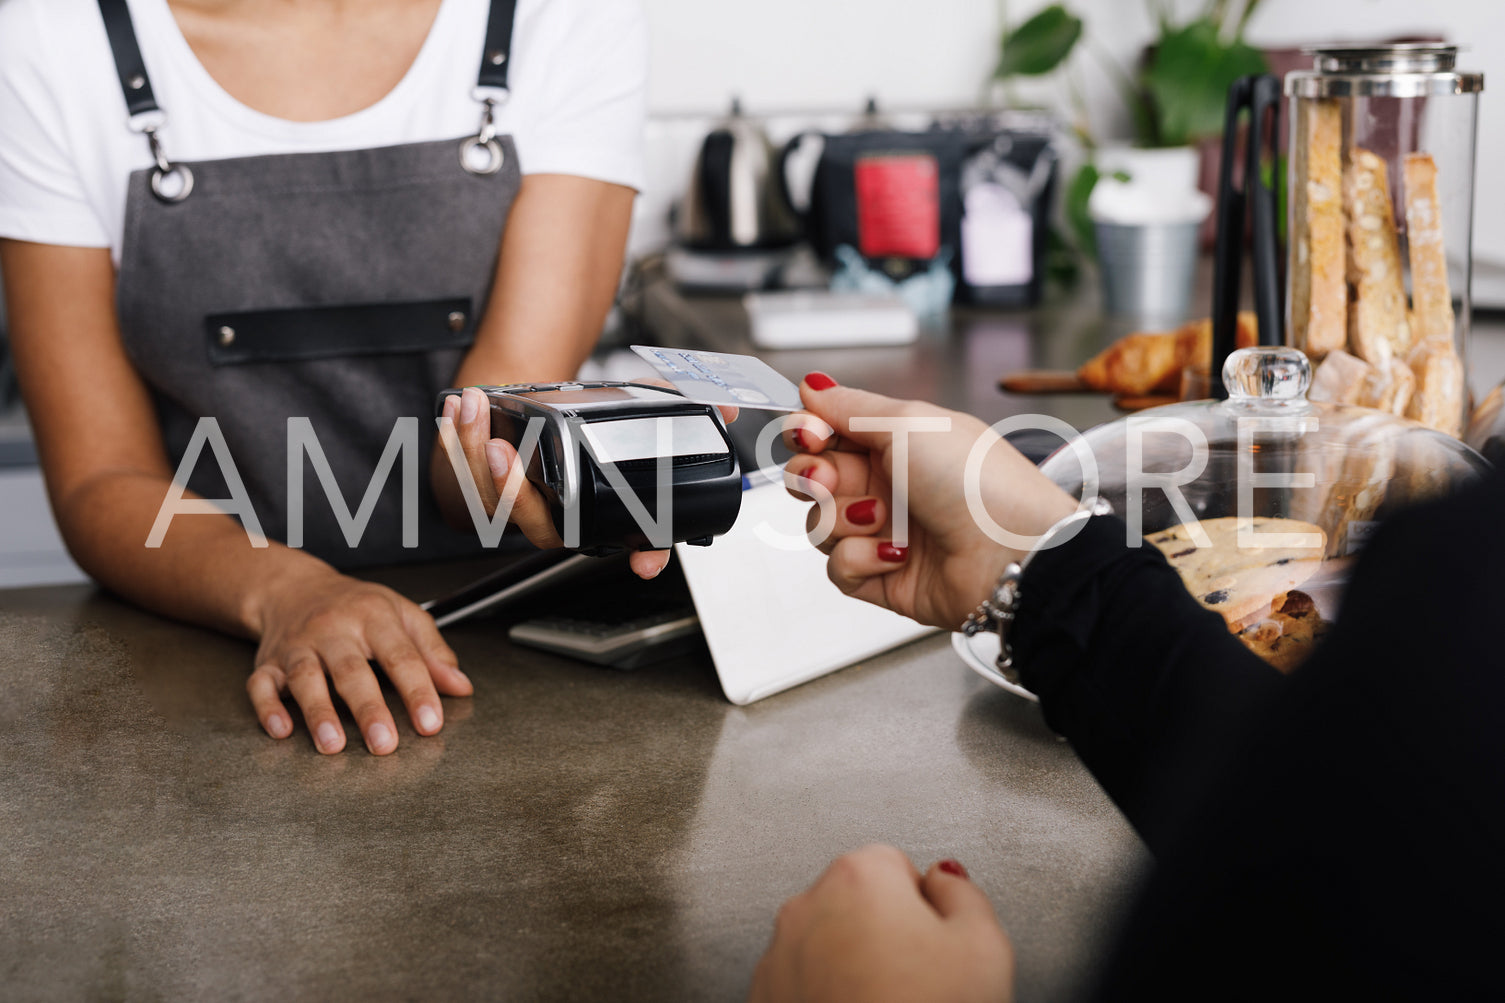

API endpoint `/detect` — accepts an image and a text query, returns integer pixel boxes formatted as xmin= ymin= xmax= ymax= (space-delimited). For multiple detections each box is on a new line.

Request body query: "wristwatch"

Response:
xmin=961 ymin=497 xmax=1113 ymax=685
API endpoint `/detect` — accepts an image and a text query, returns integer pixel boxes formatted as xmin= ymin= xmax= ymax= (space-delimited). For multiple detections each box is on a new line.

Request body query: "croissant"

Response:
xmin=1077 ymin=312 xmax=1259 ymax=396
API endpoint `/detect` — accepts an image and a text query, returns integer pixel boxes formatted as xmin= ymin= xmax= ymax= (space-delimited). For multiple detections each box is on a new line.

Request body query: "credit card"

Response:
xmin=630 ymin=345 xmax=803 ymax=411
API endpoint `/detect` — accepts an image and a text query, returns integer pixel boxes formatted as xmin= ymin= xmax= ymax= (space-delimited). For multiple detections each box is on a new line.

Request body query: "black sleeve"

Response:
xmin=1010 ymin=515 xmax=1285 ymax=852
xmin=1027 ymin=480 xmax=1505 ymax=1000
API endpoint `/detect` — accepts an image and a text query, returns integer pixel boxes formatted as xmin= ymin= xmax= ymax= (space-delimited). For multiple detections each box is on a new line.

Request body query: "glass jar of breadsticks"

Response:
xmin=1039 ymin=347 xmax=1488 ymax=674
xmin=1285 ymin=45 xmax=1483 ymax=438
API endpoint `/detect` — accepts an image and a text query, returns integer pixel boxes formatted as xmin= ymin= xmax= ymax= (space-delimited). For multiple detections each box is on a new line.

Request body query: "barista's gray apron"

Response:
xmin=98 ymin=0 xmax=523 ymax=567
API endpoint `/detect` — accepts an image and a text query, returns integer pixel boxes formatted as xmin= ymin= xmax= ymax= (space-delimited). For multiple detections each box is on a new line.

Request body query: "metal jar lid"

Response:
xmin=1285 ymin=43 xmax=1484 ymax=99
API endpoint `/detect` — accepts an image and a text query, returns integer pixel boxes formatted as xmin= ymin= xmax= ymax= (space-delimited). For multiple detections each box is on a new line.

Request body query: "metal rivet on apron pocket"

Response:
xmin=447 ymin=311 xmax=467 ymax=332
xmin=128 ymin=74 xmax=146 ymax=90
xmin=487 ymin=51 xmax=507 ymax=66
xmin=218 ymin=325 xmax=236 ymax=346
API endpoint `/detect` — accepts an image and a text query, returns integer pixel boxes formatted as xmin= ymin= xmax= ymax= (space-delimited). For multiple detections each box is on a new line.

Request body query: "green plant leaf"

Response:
xmin=1045 ymin=224 xmax=1083 ymax=288
xmin=1141 ymin=19 xmax=1268 ymax=146
xmin=995 ymin=5 xmax=1084 ymax=79
xmin=1065 ymin=162 xmax=1100 ymax=260
xmin=1262 ymin=152 xmax=1288 ymax=244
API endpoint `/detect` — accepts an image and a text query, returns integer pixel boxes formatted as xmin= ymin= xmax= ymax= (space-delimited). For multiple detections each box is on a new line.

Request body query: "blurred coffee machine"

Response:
xmin=668 ymin=99 xmax=802 ymax=293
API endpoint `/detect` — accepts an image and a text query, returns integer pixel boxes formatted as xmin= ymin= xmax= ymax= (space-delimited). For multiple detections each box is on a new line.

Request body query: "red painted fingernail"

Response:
xmin=877 ymin=542 xmax=908 ymax=563
xmin=846 ymin=498 xmax=878 ymax=525
xmin=804 ymin=371 xmax=838 ymax=391
xmin=791 ymin=428 xmax=808 ymax=450
xmin=938 ymin=859 xmax=969 ymax=879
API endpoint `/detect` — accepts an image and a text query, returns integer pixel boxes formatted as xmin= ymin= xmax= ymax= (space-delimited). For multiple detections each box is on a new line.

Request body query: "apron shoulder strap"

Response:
xmin=96 ymin=0 xmax=161 ymax=120
xmin=476 ymin=0 xmax=520 ymax=94
xmin=98 ymin=0 xmax=522 ymax=116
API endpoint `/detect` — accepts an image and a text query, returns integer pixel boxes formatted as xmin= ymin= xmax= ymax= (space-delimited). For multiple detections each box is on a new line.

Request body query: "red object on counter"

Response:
xmin=854 ymin=154 xmax=940 ymax=259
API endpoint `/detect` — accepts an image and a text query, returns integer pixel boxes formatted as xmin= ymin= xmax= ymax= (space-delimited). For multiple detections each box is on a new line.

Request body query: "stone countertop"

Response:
xmin=8 ymin=267 xmax=1504 ymax=1001
xmin=0 ymin=572 xmax=1145 ymax=1002
xmin=2 ymin=275 xmax=1157 ymax=1002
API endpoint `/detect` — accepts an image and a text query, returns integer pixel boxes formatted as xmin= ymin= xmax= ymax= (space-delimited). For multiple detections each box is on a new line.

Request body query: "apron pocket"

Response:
xmin=204 ymin=298 xmax=474 ymax=366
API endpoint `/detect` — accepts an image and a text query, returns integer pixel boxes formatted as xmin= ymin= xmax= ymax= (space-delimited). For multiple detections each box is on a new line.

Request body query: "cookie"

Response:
xmin=1236 ymin=590 xmax=1332 ymax=673
xmin=1308 ymin=348 xmax=1372 ymax=406
xmin=1148 ymin=517 xmax=1327 ymax=630
xmin=1355 ymin=340 xmax=1415 ymax=417
xmin=1405 ymin=337 xmax=1466 ymax=437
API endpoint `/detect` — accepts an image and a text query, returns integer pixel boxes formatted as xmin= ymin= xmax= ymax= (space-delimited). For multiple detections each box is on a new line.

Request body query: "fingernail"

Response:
xmin=938 ymin=859 xmax=969 ymax=879
xmin=367 ymin=722 xmax=394 ymax=752
xmin=267 ymin=713 xmax=288 ymax=737
xmin=791 ymin=427 xmax=808 ymax=450
xmin=460 ymin=388 xmax=480 ymax=424
xmin=804 ymin=371 xmax=837 ymax=391
xmin=442 ymin=395 xmax=460 ymax=421
xmin=846 ymin=498 xmax=878 ymax=525
xmin=877 ymin=542 xmax=908 ymax=563
xmin=316 ymin=722 xmax=341 ymax=752
xmin=417 ymin=706 xmax=441 ymax=734
xmin=485 ymin=440 xmax=509 ymax=479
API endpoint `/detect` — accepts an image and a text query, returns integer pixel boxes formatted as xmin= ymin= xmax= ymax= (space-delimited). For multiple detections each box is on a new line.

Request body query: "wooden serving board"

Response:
xmin=998 ymin=372 xmax=1177 ymax=412
xmin=998 ymin=370 xmax=1090 ymax=394
xmin=1111 ymin=394 xmax=1179 ymax=412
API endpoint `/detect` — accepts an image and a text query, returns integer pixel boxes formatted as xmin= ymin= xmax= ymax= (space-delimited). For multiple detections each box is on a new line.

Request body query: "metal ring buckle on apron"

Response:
xmin=459 ymin=90 xmax=508 ymax=176
xmin=144 ymin=125 xmax=194 ymax=203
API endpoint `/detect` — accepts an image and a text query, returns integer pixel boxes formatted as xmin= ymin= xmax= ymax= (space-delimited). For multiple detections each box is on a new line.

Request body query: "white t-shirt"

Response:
xmin=0 ymin=0 xmax=647 ymax=263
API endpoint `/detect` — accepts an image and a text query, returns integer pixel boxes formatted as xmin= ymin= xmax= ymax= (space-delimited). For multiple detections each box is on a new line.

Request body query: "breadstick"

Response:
xmin=1290 ymin=99 xmax=1346 ymax=359
xmin=1344 ymin=148 xmax=1413 ymax=363
xmin=1402 ymin=153 xmax=1456 ymax=344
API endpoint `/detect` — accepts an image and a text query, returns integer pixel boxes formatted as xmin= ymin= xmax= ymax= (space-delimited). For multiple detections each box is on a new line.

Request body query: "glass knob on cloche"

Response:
xmin=1223 ymin=346 xmax=1311 ymax=404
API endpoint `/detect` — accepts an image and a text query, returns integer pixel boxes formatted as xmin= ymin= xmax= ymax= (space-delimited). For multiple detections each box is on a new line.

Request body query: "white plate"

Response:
xmin=951 ymin=632 xmax=1039 ymax=702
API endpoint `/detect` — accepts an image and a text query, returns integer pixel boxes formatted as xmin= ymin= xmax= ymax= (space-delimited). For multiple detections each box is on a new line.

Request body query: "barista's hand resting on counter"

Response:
xmin=246 ymin=567 xmax=472 ymax=754
xmin=786 ymin=373 xmax=1077 ymax=629
xmin=748 ymin=845 xmax=1014 ymax=1003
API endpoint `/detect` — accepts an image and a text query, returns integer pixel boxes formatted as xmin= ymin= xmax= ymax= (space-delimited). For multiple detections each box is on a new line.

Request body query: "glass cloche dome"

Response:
xmin=1039 ymin=346 xmax=1490 ymax=671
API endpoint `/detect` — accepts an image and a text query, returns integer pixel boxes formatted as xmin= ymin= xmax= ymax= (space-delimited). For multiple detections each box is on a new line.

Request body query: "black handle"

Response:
xmin=699 ymin=130 xmax=736 ymax=247
xmin=1211 ymin=73 xmax=1283 ymax=399
xmin=774 ymin=130 xmax=820 ymax=234
xmin=1247 ymin=75 xmax=1284 ymax=349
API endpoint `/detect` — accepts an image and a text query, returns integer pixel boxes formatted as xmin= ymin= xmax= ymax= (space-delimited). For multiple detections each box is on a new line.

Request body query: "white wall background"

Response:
xmin=638 ymin=0 xmax=1505 ymax=262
